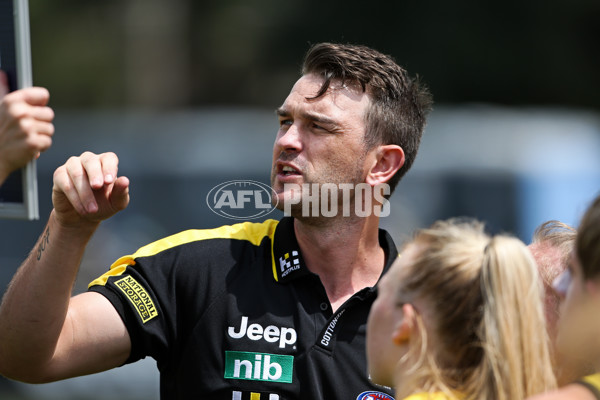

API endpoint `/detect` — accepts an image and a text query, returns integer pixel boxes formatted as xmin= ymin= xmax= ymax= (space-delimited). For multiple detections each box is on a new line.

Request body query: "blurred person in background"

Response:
xmin=367 ymin=219 xmax=556 ymax=400
xmin=528 ymin=220 xmax=591 ymax=385
xmin=0 ymin=43 xmax=432 ymax=399
xmin=0 ymin=70 xmax=54 ymax=186
xmin=528 ymin=193 xmax=600 ymax=400
xmin=529 ymin=220 xmax=576 ymax=346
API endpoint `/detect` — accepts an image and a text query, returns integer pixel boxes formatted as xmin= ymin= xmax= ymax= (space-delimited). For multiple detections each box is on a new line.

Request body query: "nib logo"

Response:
xmin=224 ymin=351 xmax=293 ymax=383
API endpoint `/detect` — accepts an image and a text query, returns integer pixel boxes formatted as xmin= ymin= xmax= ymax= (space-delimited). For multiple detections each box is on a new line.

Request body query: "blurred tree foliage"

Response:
xmin=27 ymin=0 xmax=600 ymax=109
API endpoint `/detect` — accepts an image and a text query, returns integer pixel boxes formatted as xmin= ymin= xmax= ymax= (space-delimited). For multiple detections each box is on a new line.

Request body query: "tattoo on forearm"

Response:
xmin=36 ymin=227 xmax=50 ymax=261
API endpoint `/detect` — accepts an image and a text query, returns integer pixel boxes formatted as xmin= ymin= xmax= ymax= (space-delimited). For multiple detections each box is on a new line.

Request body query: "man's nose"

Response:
xmin=276 ymin=123 xmax=303 ymax=153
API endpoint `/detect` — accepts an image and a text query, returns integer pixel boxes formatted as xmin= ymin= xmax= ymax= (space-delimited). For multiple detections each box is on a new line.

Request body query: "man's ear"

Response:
xmin=366 ymin=145 xmax=405 ymax=186
xmin=391 ymin=303 xmax=416 ymax=346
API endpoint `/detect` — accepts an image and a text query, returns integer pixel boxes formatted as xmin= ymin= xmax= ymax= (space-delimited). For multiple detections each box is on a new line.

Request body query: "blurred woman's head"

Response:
xmin=367 ymin=219 xmax=556 ymax=399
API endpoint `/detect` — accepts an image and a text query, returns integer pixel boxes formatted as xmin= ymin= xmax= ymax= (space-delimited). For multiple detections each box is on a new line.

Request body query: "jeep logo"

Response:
xmin=228 ymin=316 xmax=297 ymax=349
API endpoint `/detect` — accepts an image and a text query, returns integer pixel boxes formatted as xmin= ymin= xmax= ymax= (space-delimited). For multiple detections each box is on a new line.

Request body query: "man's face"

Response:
xmin=555 ymin=253 xmax=600 ymax=371
xmin=271 ymin=73 xmax=373 ymax=215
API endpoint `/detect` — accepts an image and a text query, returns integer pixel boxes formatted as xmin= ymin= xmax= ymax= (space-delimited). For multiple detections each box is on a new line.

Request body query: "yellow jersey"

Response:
xmin=577 ymin=373 xmax=600 ymax=400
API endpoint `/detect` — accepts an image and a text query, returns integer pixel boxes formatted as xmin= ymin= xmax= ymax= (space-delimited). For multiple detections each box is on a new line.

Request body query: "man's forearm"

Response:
xmin=0 ymin=210 xmax=98 ymax=380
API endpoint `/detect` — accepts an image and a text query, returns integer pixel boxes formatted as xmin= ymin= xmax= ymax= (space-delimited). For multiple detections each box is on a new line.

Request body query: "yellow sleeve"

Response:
xmin=577 ymin=373 xmax=600 ymax=400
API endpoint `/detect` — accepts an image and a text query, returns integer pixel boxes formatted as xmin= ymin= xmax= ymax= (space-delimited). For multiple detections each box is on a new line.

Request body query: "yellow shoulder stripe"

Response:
xmin=582 ymin=373 xmax=600 ymax=391
xmin=88 ymin=219 xmax=279 ymax=288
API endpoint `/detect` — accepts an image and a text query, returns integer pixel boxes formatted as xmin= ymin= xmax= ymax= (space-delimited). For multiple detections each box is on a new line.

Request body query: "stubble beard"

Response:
xmin=271 ymin=159 xmax=367 ymax=226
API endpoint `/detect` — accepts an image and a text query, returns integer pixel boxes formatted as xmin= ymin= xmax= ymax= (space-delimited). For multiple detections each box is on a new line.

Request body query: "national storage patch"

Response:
xmin=114 ymin=276 xmax=158 ymax=323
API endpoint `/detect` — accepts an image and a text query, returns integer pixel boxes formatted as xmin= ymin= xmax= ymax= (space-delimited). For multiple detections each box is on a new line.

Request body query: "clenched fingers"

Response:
xmin=0 ymin=87 xmax=54 ymax=160
xmin=53 ymin=152 xmax=126 ymax=220
xmin=81 ymin=151 xmax=118 ymax=189
xmin=64 ymin=155 xmax=98 ymax=214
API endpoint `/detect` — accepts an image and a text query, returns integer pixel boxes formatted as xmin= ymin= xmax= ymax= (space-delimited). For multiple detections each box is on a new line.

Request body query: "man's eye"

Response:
xmin=311 ymin=123 xmax=329 ymax=132
xmin=279 ymin=119 xmax=292 ymax=127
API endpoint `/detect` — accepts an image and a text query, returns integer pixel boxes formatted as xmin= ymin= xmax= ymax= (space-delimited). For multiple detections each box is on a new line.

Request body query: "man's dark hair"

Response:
xmin=577 ymin=193 xmax=600 ymax=280
xmin=302 ymin=42 xmax=433 ymax=194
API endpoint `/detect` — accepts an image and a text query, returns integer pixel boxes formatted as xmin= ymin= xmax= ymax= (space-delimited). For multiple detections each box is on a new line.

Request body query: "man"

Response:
xmin=0 ymin=43 xmax=432 ymax=399
xmin=0 ymin=70 xmax=54 ymax=186
xmin=527 ymin=194 xmax=600 ymax=400
xmin=529 ymin=220 xmax=576 ymax=344
xmin=528 ymin=220 xmax=591 ymax=386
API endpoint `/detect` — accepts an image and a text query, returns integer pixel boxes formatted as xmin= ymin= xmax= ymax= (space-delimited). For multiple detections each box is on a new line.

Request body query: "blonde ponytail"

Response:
xmin=475 ymin=236 xmax=557 ymax=399
xmin=394 ymin=219 xmax=556 ymax=399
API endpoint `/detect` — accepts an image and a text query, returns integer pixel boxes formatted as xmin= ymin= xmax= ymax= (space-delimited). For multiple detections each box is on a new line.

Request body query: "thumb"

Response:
xmin=1 ymin=86 xmax=49 ymax=106
xmin=21 ymin=87 xmax=50 ymax=106
xmin=110 ymin=176 xmax=130 ymax=211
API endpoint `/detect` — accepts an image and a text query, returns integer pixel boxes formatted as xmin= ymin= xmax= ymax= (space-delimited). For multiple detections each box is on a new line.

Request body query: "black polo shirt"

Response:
xmin=88 ymin=217 xmax=398 ymax=400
